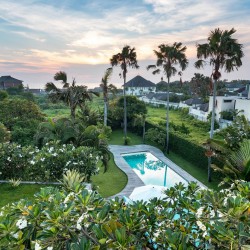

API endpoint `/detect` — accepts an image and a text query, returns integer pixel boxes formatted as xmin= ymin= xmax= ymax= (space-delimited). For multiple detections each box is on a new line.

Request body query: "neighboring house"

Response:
xmin=179 ymin=98 xmax=204 ymax=108
xmin=225 ymin=83 xmax=244 ymax=92
xmin=208 ymin=96 xmax=236 ymax=121
xmin=124 ymin=75 xmax=156 ymax=96
xmin=0 ymin=75 xmax=23 ymax=89
xmin=139 ymin=92 xmax=179 ymax=108
xmin=189 ymin=103 xmax=209 ymax=121
xmin=27 ymin=89 xmax=46 ymax=95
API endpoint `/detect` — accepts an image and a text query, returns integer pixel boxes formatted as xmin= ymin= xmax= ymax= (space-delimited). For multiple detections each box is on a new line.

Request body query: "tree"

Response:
xmin=0 ymin=90 xmax=8 ymax=101
xmin=195 ymin=28 xmax=244 ymax=182
xmin=109 ymin=96 xmax=147 ymax=129
xmin=100 ymin=68 xmax=117 ymax=126
xmin=190 ymin=73 xmax=210 ymax=100
xmin=212 ymin=139 xmax=250 ymax=181
xmin=110 ymin=46 xmax=139 ymax=140
xmin=133 ymin=114 xmax=146 ymax=143
xmin=45 ymin=71 xmax=97 ymax=119
xmin=147 ymin=42 xmax=188 ymax=154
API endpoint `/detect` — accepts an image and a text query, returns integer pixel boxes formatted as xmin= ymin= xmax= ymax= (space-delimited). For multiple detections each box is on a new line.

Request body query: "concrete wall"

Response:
xmin=235 ymin=99 xmax=250 ymax=121
xmin=189 ymin=107 xmax=208 ymax=121
xmin=208 ymin=96 xmax=236 ymax=121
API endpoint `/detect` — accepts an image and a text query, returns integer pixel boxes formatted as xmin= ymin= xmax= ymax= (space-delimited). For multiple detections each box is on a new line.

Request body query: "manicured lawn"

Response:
xmin=91 ymin=154 xmax=127 ymax=197
xmin=0 ymin=184 xmax=47 ymax=207
xmin=109 ymin=129 xmax=144 ymax=145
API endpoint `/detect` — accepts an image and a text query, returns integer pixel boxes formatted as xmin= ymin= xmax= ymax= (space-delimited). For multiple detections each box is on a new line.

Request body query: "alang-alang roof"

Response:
xmin=124 ymin=75 xmax=155 ymax=88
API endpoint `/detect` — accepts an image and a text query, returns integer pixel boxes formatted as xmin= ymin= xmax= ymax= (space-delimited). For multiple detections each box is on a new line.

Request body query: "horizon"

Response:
xmin=1 ymin=0 xmax=250 ymax=89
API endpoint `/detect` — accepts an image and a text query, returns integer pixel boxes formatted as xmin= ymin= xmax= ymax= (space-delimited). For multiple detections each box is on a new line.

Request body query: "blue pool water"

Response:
xmin=122 ymin=152 xmax=188 ymax=187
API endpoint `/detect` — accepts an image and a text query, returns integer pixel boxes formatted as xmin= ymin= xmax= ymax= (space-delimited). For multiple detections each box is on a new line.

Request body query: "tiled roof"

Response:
xmin=125 ymin=75 xmax=155 ymax=87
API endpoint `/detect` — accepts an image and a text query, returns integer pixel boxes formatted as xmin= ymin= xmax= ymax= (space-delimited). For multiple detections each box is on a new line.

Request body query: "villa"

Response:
xmin=0 ymin=75 xmax=23 ymax=89
xmin=124 ymin=75 xmax=156 ymax=96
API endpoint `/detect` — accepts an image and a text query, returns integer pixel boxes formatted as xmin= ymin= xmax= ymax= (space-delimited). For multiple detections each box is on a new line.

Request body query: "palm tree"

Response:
xmin=45 ymin=71 xmax=96 ymax=119
xmin=100 ymin=68 xmax=117 ymax=126
xmin=195 ymin=28 xmax=244 ymax=182
xmin=110 ymin=46 xmax=139 ymax=140
xmin=147 ymin=42 xmax=188 ymax=154
xmin=211 ymin=139 xmax=250 ymax=181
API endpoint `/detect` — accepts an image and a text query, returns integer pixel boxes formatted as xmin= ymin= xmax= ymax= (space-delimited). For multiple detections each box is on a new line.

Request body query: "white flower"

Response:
xmin=7 ymin=157 xmax=11 ymax=161
xmin=47 ymin=247 xmax=53 ymax=250
xmin=196 ymin=220 xmax=206 ymax=232
xmin=89 ymin=154 xmax=92 ymax=158
xmin=30 ymin=160 xmax=35 ymax=165
xmin=41 ymin=158 xmax=45 ymax=162
xmin=12 ymin=232 xmax=19 ymax=239
xmin=19 ymin=154 xmax=23 ymax=158
xmin=16 ymin=218 xmax=27 ymax=229
xmin=76 ymin=223 xmax=82 ymax=230
xmin=35 ymin=241 xmax=42 ymax=250
xmin=52 ymin=153 xmax=57 ymax=157
xmin=196 ymin=207 xmax=204 ymax=218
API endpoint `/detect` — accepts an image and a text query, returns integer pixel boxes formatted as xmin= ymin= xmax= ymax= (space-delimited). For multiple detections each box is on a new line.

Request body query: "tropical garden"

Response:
xmin=0 ymin=28 xmax=250 ymax=249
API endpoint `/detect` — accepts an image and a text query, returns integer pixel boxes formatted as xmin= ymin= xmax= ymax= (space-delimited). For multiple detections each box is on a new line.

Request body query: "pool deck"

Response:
xmin=109 ymin=144 xmax=207 ymax=199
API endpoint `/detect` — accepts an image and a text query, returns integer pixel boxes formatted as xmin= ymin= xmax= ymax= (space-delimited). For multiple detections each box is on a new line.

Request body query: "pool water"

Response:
xmin=122 ymin=152 xmax=188 ymax=187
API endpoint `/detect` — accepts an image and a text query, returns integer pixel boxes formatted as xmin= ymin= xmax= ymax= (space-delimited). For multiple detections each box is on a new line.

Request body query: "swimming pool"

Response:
xmin=122 ymin=152 xmax=188 ymax=187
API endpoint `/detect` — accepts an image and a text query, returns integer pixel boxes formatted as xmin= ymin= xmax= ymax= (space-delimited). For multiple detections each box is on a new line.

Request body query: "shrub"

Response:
xmin=123 ymin=136 xmax=131 ymax=145
xmin=0 ymin=180 xmax=249 ymax=249
xmin=0 ymin=123 xmax=10 ymax=143
xmin=0 ymin=141 xmax=100 ymax=182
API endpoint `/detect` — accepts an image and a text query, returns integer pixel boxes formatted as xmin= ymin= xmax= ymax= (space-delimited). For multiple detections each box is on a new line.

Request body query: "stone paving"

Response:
xmin=109 ymin=144 xmax=207 ymax=199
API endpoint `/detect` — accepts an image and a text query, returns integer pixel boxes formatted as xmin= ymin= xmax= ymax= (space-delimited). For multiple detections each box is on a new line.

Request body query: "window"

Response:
xmin=223 ymin=100 xmax=232 ymax=103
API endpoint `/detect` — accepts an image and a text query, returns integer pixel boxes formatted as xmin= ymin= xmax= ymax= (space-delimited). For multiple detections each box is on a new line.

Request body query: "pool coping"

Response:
xmin=109 ymin=144 xmax=207 ymax=199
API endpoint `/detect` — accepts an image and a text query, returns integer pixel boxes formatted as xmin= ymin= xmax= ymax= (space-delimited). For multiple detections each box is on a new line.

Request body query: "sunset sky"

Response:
xmin=0 ymin=0 xmax=250 ymax=88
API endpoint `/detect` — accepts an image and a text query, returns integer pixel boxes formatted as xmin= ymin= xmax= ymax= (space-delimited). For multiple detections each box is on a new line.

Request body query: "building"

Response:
xmin=208 ymin=84 xmax=250 ymax=122
xmin=0 ymin=75 xmax=23 ymax=89
xmin=179 ymin=98 xmax=204 ymax=108
xmin=189 ymin=103 xmax=209 ymax=121
xmin=124 ymin=75 xmax=156 ymax=96
xmin=225 ymin=83 xmax=245 ymax=92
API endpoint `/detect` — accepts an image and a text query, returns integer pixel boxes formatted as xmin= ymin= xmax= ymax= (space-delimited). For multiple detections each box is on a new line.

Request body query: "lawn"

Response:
xmin=0 ymin=184 xmax=47 ymax=207
xmin=91 ymin=154 xmax=127 ymax=197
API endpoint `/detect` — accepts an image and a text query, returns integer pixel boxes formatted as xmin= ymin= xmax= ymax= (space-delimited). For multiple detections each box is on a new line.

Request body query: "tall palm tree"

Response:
xmin=110 ymin=46 xmax=139 ymax=140
xmin=195 ymin=28 xmax=244 ymax=182
xmin=147 ymin=42 xmax=188 ymax=154
xmin=45 ymin=71 xmax=96 ymax=119
xmin=100 ymin=68 xmax=117 ymax=126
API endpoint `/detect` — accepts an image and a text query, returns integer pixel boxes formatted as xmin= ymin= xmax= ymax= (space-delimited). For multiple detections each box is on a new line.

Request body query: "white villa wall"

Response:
xmin=235 ymin=99 xmax=250 ymax=121
xmin=208 ymin=96 xmax=236 ymax=121
xmin=189 ymin=107 xmax=208 ymax=121
xmin=126 ymin=86 xmax=156 ymax=96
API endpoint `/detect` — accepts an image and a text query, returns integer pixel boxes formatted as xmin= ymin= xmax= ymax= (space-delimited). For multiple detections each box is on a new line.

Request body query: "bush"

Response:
xmin=0 ymin=141 xmax=100 ymax=182
xmin=0 ymin=123 xmax=10 ymax=143
xmin=123 ymin=136 xmax=131 ymax=145
xmin=0 ymin=180 xmax=249 ymax=249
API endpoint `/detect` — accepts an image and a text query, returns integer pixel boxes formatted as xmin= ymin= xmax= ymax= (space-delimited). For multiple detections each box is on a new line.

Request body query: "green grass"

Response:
xmin=166 ymin=151 xmax=220 ymax=190
xmin=91 ymin=154 xmax=127 ymax=197
xmin=0 ymin=184 xmax=47 ymax=207
xmin=42 ymin=108 xmax=70 ymax=119
xmin=147 ymin=106 xmax=212 ymax=144
xmin=109 ymin=129 xmax=144 ymax=145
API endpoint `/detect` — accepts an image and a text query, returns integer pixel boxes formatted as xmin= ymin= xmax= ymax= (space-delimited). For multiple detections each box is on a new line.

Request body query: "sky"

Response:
xmin=0 ymin=0 xmax=250 ymax=89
